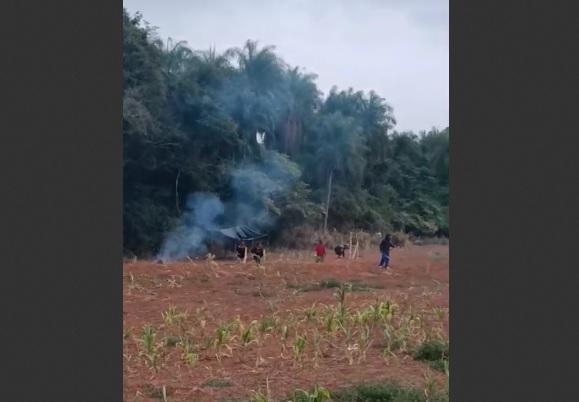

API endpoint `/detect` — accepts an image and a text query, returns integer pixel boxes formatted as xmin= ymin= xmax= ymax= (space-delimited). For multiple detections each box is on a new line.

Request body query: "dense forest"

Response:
xmin=123 ymin=9 xmax=449 ymax=257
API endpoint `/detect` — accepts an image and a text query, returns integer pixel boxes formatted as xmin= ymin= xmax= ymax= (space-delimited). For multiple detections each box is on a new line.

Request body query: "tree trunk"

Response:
xmin=323 ymin=169 xmax=334 ymax=234
xmin=175 ymin=170 xmax=181 ymax=215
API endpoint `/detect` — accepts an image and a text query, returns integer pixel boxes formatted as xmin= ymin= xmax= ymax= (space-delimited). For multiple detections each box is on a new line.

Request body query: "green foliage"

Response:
xmin=123 ymin=9 xmax=449 ymax=255
xmin=203 ymin=378 xmax=233 ymax=388
xmin=291 ymin=385 xmax=332 ymax=402
xmin=331 ymin=382 xmax=448 ymax=402
xmin=413 ymin=340 xmax=449 ymax=373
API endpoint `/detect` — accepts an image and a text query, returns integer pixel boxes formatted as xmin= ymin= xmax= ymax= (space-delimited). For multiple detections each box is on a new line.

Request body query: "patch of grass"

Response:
xmin=203 ymin=378 xmax=233 ymax=388
xmin=164 ymin=336 xmax=180 ymax=347
xmin=413 ymin=340 xmax=449 ymax=373
xmin=258 ymin=315 xmax=277 ymax=333
xmin=290 ymin=384 xmax=331 ymax=401
xmin=331 ymin=382 xmax=448 ymax=402
xmin=349 ymin=280 xmax=384 ymax=291
xmin=287 ymin=278 xmax=382 ymax=293
xmin=253 ymin=290 xmax=274 ymax=298
xmin=320 ymin=278 xmax=342 ymax=288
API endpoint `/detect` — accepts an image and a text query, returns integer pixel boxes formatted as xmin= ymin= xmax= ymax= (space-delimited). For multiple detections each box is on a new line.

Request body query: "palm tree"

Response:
xmin=280 ymin=67 xmax=322 ymax=154
xmin=162 ymin=38 xmax=196 ymax=76
xmin=234 ymin=40 xmax=287 ymax=90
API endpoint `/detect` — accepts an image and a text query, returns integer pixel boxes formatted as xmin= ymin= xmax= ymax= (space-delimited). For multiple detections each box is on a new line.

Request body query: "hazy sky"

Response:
xmin=124 ymin=0 xmax=448 ymax=133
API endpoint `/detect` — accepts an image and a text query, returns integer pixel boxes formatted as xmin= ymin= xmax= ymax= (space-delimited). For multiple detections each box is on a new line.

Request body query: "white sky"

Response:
xmin=124 ymin=0 xmax=448 ymax=133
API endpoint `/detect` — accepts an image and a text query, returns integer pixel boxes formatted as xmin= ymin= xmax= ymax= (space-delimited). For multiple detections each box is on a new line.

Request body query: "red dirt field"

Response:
xmin=123 ymin=244 xmax=449 ymax=402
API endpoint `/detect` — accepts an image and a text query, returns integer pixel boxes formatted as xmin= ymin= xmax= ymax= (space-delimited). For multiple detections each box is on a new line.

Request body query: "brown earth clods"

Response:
xmin=123 ymin=245 xmax=449 ymax=402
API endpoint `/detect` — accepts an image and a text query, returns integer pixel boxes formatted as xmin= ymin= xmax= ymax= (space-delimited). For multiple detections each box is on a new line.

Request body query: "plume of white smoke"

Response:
xmin=228 ymin=150 xmax=299 ymax=227
xmin=156 ymin=150 xmax=301 ymax=261
xmin=156 ymin=193 xmax=224 ymax=262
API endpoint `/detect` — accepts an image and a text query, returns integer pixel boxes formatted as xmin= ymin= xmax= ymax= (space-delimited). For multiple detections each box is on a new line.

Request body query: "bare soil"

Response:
xmin=123 ymin=245 xmax=449 ymax=402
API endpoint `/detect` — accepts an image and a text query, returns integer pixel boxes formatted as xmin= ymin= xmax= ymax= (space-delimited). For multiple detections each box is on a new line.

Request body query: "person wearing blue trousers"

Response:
xmin=378 ymin=234 xmax=395 ymax=269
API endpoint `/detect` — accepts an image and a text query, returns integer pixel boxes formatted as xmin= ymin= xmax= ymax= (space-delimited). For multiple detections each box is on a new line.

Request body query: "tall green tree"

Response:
xmin=122 ymin=9 xmax=449 ymax=255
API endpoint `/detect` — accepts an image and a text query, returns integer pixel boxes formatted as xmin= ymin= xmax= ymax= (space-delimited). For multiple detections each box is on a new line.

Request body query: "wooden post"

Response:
xmin=323 ymin=169 xmax=334 ymax=234
xmin=349 ymin=232 xmax=353 ymax=259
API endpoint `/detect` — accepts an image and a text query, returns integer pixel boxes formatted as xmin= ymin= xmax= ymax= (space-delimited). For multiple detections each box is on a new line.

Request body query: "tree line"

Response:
xmin=123 ymin=9 xmax=449 ymax=256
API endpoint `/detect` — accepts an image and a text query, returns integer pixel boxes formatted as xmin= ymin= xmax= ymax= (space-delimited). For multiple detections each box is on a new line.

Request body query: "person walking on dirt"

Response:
xmin=237 ymin=241 xmax=248 ymax=263
xmin=378 ymin=234 xmax=395 ymax=270
xmin=251 ymin=242 xmax=265 ymax=265
xmin=314 ymin=239 xmax=326 ymax=263
xmin=334 ymin=244 xmax=348 ymax=258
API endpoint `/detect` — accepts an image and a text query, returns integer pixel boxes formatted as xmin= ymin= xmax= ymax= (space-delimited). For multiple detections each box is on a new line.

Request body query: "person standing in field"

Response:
xmin=251 ymin=242 xmax=265 ymax=265
xmin=378 ymin=234 xmax=395 ymax=270
xmin=334 ymin=244 xmax=346 ymax=258
xmin=236 ymin=241 xmax=247 ymax=263
xmin=314 ymin=239 xmax=326 ymax=263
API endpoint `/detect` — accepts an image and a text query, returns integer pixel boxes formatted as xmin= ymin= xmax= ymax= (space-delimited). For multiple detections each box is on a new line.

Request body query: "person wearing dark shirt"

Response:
xmin=334 ymin=244 xmax=348 ymax=258
xmin=378 ymin=234 xmax=395 ymax=269
xmin=236 ymin=241 xmax=247 ymax=262
xmin=251 ymin=242 xmax=265 ymax=265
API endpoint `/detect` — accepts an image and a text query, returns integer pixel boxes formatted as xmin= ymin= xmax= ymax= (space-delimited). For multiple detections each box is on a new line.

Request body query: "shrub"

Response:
xmin=413 ymin=340 xmax=449 ymax=372
xmin=331 ymin=382 xmax=448 ymax=402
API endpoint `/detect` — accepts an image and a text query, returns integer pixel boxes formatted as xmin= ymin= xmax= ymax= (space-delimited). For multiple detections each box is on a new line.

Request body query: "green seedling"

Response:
xmin=179 ymin=337 xmax=198 ymax=366
xmin=240 ymin=320 xmax=258 ymax=347
xmin=139 ymin=325 xmax=160 ymax=371
xmin=292 ymin=384 xmax=331 ymax=402
xmin=251 ymin=377 xmax=273 ymax=402
xmin=293 ymin=334 xmax=307 ymax=362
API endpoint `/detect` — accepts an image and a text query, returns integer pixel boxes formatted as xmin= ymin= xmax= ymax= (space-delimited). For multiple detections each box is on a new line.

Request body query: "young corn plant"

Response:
xmin=322 ymin=307 xmax=337 ymax=336
xmin=423 ymin=370 xmax=437 ymax=401
xmin=293 ymin=334 xmax=307 ymax=363
xmin=251 ymin=377 xmax=273 ymax=402
xmin=396 ymin=319 xmax=412 ymax=353
xmin=312 ymin=328 xmax=322 ymax=368
xmin=370 ymin=300 xmax=396 ymax=324
xmin=162 ymin=306 xmax=179 ymax=327
xmin=213 ymin=324 xmax=233 ymax=361
xmin=292 ymin=385 xmax=331 ymax=402
xmin=279 ymin=323 xmax=290 ymax=355
xmin=139 ymin=325 xmax=161 ymax=371
xmin=179 ymin=337 xmax=198 ymax=367
xmin=432 ymin=307 xmax=448 ymax=322
xmin=175 ymin=310 xmax=189 ymax=334
xmin=358 ymin=324 xmax=373 ymax=363
xmin=382 ymin=321 xmax=406 ymax=356
xmin=424 ymin=323 xmax=446 ymax=343
xmin=338 ymin=318 xmax=354 ymax=346
xmin=355 ymin=307 xmax=374 ymax=328
xmin=240 ymin=320 xmax=258 ymax=347
xmin=258 ymin=315 xmax=277 ymax=334
xmin=251 ymin=392 xmax=271 ymax=402
xmin=303 ymin=303 xmax=318 ymax=323
xmin=333 ymin=283 xmax=351 ymax=327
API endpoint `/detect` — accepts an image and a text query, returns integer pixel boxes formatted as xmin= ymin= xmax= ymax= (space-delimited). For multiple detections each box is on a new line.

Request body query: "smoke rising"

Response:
xmin=157 ymin=150 xmax=300 ymax=261
xmin=156 ymin=193 xmax=224 ymax=261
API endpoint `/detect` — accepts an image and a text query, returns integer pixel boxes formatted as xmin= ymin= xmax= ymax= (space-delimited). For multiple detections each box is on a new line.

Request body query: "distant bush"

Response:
xmin=330 ymin=382 xmax=448 ymax=402
xmin=413 ymin=339 xmax=449 ymax=372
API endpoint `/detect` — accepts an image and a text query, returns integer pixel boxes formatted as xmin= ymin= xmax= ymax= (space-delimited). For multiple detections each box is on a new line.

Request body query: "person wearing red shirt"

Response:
xmin=314 ymin=239 xmax=326 ymax=263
